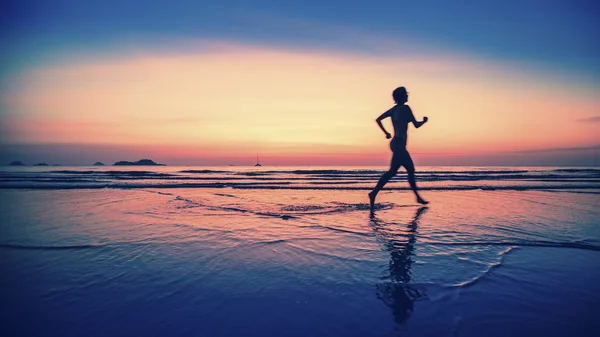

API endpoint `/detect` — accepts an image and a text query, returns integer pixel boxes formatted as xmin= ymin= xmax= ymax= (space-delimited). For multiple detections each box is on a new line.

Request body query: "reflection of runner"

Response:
xmin=369 ymin=87 xmax=429 ymax=210
xmin=370 ymin=206 xmax=428 ymax=324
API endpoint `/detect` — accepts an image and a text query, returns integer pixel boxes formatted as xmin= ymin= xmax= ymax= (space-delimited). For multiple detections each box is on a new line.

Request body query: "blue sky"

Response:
xmin=1 ymin=0 xmax=598 ymax=81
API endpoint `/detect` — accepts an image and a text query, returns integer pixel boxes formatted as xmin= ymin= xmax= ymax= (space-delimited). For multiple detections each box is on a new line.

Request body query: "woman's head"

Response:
xmin=392 ymin=87 xmax=408 ymax=104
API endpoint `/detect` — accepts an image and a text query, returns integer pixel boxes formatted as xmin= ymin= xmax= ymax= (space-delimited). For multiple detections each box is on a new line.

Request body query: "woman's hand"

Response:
xmin=423 ymin=116 xmax=429 ymax=123
xmin=385 ymin=132 xmax=392 ymax=139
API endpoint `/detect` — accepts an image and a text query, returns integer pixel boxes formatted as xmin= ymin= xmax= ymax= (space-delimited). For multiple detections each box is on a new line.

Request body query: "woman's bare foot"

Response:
xmin=368 ymin=191 xmax=377 ymax=210
xmin=416 ymin=196 xmax=429 ymax=205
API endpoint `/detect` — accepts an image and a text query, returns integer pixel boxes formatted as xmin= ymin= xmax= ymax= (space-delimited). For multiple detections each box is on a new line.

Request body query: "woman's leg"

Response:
xmin=402 ymin=151 xmax=428 ymax=204
xmin=369 ymin=152 xmax=402 ymax=209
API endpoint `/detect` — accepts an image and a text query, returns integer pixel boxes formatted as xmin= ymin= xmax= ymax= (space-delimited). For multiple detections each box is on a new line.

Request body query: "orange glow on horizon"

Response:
xmin=1 ymin=41 xmax=599 ymax=164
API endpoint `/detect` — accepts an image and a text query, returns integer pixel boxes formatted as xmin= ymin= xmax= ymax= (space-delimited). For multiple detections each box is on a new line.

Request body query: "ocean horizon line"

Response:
xmin=3 ymin=164 xmax=600 ymax=168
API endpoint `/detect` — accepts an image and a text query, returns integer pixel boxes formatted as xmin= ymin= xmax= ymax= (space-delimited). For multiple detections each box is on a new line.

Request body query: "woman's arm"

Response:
xmin=376 ymin=108 xmax=393 ymax=138
xmin=407 ymin=106 xmax=428 ymax=128
xmin=413 ymin=116 xmax=428 ymax=128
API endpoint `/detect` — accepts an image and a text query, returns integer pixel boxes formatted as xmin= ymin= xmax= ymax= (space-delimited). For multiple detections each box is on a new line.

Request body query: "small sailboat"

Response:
xmin=255 ymin=154 xmax=262 ymax=167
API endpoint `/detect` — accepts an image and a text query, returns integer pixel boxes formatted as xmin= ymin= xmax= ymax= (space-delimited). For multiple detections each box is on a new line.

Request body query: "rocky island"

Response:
xmin=9 ymin=161 xmax=25 ymax=166
xmin=113 ymin=159 xmax=165 ymax=166
xmin=93 ymin=162 xmax=105 ymax=166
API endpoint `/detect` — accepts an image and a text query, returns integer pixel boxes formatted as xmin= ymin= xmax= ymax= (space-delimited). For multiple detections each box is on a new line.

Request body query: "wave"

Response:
xmin=230 ymin=184 xmax=600 ymax=191
xmin=428 ymin=240 xmax=600 ymax=252
xmin=552 ymin=168 xmax=600 ymax=173
xmin=451 ymin=246 xmax=516 ymax=288
xmin=279 ymin=169 xmax=383 ymax=175
xmin=1 ymin=182 xmax=599 ymax=191
xmin=5 ymin=171 xmax=600 ymax=180
xmin=179 ymin=169 xmax=229 ymax=174
xmin=213 ymin=193 xmax=236 ymax=198
xmin=49 ymin=170 xmax=176 ymax=176
xmin=41 ymin=168 xmax=535 ymax=176
xmin=1 ymin=175 xmax=598 ymax=185
xmin=2 ymin=167 xmax=599 ymax=192
xmin=265 ymin=169 xmax=533 ymax=175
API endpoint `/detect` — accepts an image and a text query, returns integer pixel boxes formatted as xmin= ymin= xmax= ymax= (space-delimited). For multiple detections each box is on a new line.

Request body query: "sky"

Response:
xmin=0 ymin=0 xmax=599 ymax=166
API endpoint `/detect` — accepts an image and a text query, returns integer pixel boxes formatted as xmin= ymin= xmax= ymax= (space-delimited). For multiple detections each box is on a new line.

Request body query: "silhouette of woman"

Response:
xmin=369 ymin=87 xmax=428 ymax=210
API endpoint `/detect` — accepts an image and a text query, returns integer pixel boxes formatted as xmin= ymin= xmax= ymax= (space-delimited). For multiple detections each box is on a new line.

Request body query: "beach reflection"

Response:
xmin=370 ymin=206 xmax=428 ymax=324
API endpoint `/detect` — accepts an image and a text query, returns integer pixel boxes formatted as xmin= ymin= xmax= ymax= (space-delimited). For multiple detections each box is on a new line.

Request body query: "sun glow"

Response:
xmin=1 ymin=40 xmax=598 ymax=165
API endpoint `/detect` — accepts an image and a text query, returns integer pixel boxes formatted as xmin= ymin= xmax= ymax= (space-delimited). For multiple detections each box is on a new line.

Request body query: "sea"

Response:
xmin=1 ymin=166 xmax=599 ymax=337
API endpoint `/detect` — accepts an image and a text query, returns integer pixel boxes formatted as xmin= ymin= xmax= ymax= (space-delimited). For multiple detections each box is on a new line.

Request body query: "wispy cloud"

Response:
xmin=512 ymin=145 xmax=600 ymax=153
xmin=577 ymin=116 xmax=600 ymax=123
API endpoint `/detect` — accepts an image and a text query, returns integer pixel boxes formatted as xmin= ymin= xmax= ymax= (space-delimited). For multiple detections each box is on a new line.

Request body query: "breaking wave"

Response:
xmin=1 ymin=167 xmax=599 ymax=191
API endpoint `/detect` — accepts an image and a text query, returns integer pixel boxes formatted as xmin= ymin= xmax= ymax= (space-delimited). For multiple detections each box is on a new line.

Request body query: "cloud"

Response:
xmin=577 ymin=116 xmax=600 ymax=123
xmin=511 ymin=145 xmax=600 ymax=153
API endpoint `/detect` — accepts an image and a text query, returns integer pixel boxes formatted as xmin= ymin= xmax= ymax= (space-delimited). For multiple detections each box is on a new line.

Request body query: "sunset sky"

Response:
xmin=1 ymin=1 xmax=598 ymax=166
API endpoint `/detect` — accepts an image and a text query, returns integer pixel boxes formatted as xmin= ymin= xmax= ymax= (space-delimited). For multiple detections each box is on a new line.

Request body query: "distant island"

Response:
xmin=93 ymin=162 xmax=105 ymax=166
xmin=9 ymin=161 xmax=25 ymax=166
xmin=113 ymin=159 xmax=165 ymax=166
xmin=34 ymin=162 xmax=49 ymax=166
